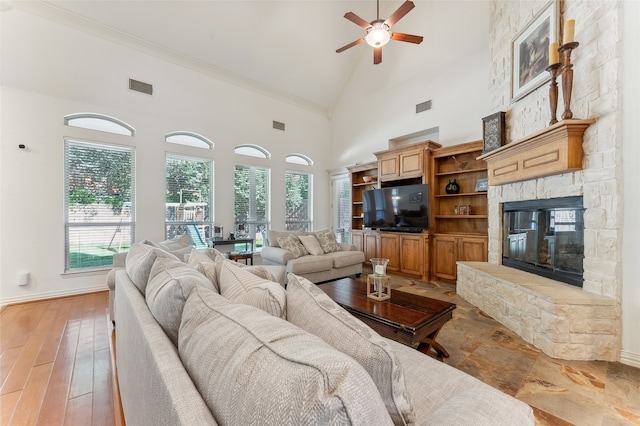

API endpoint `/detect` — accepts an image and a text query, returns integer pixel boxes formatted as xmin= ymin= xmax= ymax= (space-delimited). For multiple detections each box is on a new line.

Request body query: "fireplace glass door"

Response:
xmin=502 ymin=197 xmax=584 ymax=287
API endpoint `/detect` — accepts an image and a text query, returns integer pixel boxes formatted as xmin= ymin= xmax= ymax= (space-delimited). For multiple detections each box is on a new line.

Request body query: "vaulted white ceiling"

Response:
xmin=11 ymin=0 xmax=489 ymax=117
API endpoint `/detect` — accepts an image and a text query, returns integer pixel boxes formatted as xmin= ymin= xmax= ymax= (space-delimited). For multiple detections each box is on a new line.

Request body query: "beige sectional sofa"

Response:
xmin=106 ymin=233 xmax=285 ymax=322
xmin=260 ymin=229 xmax=364 ymax=283
xmin=113 ymin=239 xmax=534 ymax=426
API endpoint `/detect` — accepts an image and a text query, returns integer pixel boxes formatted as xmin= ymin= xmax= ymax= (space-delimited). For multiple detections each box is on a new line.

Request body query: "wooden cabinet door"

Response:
xmin=363 ymin=232 xmax=379 ymax=263
xmin=378 ymin=154 xmax=399 ymax=181
xmin=400 ymin=150 xmax=423 ymax=177
xmin=459 ymin=236 xmax=488 ymax=262
xmin=351 ymin=231 xmax=364 ymax=253
xmin=379 ymin=233 xmax=400 ymax=271
xmin=400 ymin=234 xmax=424 ymax=275
xmin=432 ymin=235 xmax=457 ymax=281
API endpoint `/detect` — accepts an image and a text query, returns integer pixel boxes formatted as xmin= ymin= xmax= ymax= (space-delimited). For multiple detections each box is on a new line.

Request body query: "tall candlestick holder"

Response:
xmin=559 ymin=41 xmax=579 ymax=120
xmin=546 ymin=62 xmax=562 ymax=125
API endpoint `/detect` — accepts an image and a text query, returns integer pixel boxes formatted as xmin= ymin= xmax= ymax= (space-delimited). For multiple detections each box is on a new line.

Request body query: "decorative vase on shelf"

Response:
xmin=445 ymin=179 xmax=460 ymax=194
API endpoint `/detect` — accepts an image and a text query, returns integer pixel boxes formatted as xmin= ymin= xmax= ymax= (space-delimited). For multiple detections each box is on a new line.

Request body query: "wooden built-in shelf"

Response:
xmin=435 ymin=192 xmax=487 ymax=198
xmin=478 ymin=119 xmax=595 ymax=185
xmin=435 ymin=215 xmax=488 ymax=219
xmin=435 ymin=167 xmax=487 ymax=177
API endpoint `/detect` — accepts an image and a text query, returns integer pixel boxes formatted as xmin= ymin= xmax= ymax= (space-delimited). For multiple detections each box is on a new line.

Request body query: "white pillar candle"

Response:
xmin=374 ymin=265 xmax=385 ymax=275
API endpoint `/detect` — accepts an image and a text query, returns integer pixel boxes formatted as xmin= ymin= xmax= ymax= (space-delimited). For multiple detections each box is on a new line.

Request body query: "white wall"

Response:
xmin=330 ymin=1 xmax=491 ymax=167
xmin=0 ymin=9 xmax=331 ymax=303
xmin=621 ymin=0 xmax=640 ymax=367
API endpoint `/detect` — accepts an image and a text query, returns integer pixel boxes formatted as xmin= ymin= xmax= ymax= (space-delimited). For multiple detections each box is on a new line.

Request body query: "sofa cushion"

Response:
xmin=218 ymin=260 xmax=286 ymax=319
xmin=155 ymin=233 xmax=193 ymax=251
xmin=286 ymin=254 xmax=333 ymax=275
xmin=179 ymin=286 xmax=393 ymax=426
xmin=277 ymin=234 xmax=309 ymax=259
xmin=313 ymin=229 xmax=342 ymax=253
xmin=125 ymin=242 xmax=180 ymax=294
xmin=267 ymin=229 xmax=308 ymax=247
xmin=286 ymin=274 xmax=415 ymax=426
xmin=145 ymin=257 xmax=214 ymax=345
xmin=186 ymin=248 xmax=220 ymax=293
xmin=299 ymin=234 xmax=325 ymax=255
xmin=325 ymin=250 xmax=366 ymax=268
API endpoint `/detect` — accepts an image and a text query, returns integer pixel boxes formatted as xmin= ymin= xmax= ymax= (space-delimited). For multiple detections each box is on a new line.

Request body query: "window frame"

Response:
xmin=64 ymin=112 xmax=135 ymax=136
xmin=234 ymin=163 xmax=270 ymax=251
xmin=284 ymin=170 xmax=313 ymax=232
xmin=164 ymin=153 xmax=214 ymax=245
xmin=64 ymin=138 xmax=135 ymax=272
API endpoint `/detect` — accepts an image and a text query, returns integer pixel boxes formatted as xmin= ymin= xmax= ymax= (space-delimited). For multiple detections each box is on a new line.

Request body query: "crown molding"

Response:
xmin=12 ymin=1 xmax=330 ymax=118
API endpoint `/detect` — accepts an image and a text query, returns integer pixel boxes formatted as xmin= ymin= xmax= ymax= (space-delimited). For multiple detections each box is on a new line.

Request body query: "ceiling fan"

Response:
xmin=336 ymin=0 xmax=423 ymax=65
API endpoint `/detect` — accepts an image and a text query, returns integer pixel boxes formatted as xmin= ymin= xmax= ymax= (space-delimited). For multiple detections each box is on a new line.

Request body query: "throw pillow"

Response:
xmin=286 ymin=274 xmax=415 ymax=426
xmin=179 ymin=286 xmax=392 ymax=426
xmin=155 ymin=233 xmax=193 ymax=252
xmin=143 ymin=238 xmax=193 ymax=260
xmin=125 ymin=242 xmax=180 ymax=294
xmin=186 ymin=248 xmax=220 ymax=293
xmin=298 ymin=235 xmax=324 ymax=256
xmin=218 ymin=260 xmax=286 ymax=319
xmin=145 ymin=257 xmax=214 ymax=345
xmin=277 ymin=234 xmax=309 ymax=259
xmin=313 ymin=229 xmax=342 ymax=253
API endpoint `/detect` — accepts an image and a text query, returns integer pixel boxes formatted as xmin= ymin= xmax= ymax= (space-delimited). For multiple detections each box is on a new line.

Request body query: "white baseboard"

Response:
xmin=620 ymin=350 xmax=640 ymax=369
xmin=0 ymin=284 xmax=108 ymax=306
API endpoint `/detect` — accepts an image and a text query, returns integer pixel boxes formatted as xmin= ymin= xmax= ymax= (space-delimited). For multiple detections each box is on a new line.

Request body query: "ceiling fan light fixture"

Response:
xmin=365 ymin=21 xmax=390 ymax=47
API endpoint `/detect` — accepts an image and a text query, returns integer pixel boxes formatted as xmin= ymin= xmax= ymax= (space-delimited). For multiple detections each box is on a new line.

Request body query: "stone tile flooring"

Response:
xmin=356 ymin=270 xmax=640 ymax=425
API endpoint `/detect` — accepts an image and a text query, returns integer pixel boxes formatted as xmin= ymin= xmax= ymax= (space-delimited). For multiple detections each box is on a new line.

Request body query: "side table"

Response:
xmin=227 ymin=252 xmax=254 ymax=265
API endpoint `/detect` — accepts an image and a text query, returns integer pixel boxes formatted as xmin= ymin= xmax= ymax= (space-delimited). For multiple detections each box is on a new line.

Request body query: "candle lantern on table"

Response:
xmin=368 ymin=258 xmax=391 ymax=301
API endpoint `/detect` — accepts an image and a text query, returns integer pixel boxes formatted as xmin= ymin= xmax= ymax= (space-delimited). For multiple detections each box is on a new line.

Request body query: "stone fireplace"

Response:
xmin=456 ymin=122 xmax=620 ymax=362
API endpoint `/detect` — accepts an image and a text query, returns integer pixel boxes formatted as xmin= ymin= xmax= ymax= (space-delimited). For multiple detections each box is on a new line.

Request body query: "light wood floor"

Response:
xmin=0 ymin=291 xmax=121 ymax=426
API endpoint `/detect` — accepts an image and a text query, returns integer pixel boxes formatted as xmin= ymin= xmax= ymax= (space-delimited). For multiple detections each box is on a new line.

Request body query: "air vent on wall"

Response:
xmin=129 ymin=78 xmax=153 ymax=95
xmin=273 ymin=120 xmax=285 ymax=131
xmin=416 ymin=100 xmax=432 ymax=113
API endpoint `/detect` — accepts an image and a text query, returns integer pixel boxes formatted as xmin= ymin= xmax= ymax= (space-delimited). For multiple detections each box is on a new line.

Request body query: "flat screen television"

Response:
xmin=362 ymin=184 xmax=429 ymax=232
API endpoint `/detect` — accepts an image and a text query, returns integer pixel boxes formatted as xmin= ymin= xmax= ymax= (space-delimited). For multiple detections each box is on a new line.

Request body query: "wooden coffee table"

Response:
xmin=319 ymin=277 xmax=456 ymax=359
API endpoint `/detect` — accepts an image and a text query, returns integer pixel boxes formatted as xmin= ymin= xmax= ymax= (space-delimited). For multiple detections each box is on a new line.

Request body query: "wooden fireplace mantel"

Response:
xmin=478 ymin=119 xmax=596 ymax=185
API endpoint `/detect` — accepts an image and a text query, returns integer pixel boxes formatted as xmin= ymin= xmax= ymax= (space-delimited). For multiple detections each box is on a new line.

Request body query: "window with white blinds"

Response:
xmin=64 ymin=139 xmax=135 ymax=271
xmin=234 ymin=164 xmax=269 ymax=249
xmin=332 ymin=174 xmax=351 ymax=243
xmin=165 ymin=155 xmax=213 ymax=245
xmin=285 ymin=171 xmax=312 ymax=231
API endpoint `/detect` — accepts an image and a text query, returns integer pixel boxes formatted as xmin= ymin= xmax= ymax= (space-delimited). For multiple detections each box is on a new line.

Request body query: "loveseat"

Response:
xmin=260 ymin=229 xmax=364 ymax=283
xmin=113 ymin=239 xmax=534 ymax=426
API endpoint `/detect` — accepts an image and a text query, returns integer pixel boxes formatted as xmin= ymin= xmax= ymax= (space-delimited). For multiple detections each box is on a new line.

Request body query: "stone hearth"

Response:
xmin=457 ymin=262 xmax=618 ymax=361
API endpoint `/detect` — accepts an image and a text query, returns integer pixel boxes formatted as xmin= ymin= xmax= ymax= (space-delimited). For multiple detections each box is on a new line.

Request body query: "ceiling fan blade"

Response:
xmin=384 ymin=0 xmax=415 ymax=28
xmin=344 ymin=12 xmax=371 ymax=30
xmin=373 ymin=47 xmax=382 ymax=64
xmin=336 ymin=38 xmax=365 ymax=53
xmin=391 ymin=32 xmax=424 ymax=44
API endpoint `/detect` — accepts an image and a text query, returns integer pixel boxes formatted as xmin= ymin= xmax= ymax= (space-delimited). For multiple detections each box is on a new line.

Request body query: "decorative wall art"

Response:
xmin=511 ymin=1 xmax=558 ymax=101
xmin=482 ymin=112 xmax=506 ymax=154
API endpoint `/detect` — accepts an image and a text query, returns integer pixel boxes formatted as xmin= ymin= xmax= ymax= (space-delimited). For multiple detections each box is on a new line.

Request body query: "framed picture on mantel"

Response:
xmin=482 ymin=111 xmax=506 ymax=154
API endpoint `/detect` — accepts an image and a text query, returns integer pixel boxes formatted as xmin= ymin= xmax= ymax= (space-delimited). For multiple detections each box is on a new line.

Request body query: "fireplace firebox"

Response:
xmin=502 ymin=196 xmax=584 ymax=287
